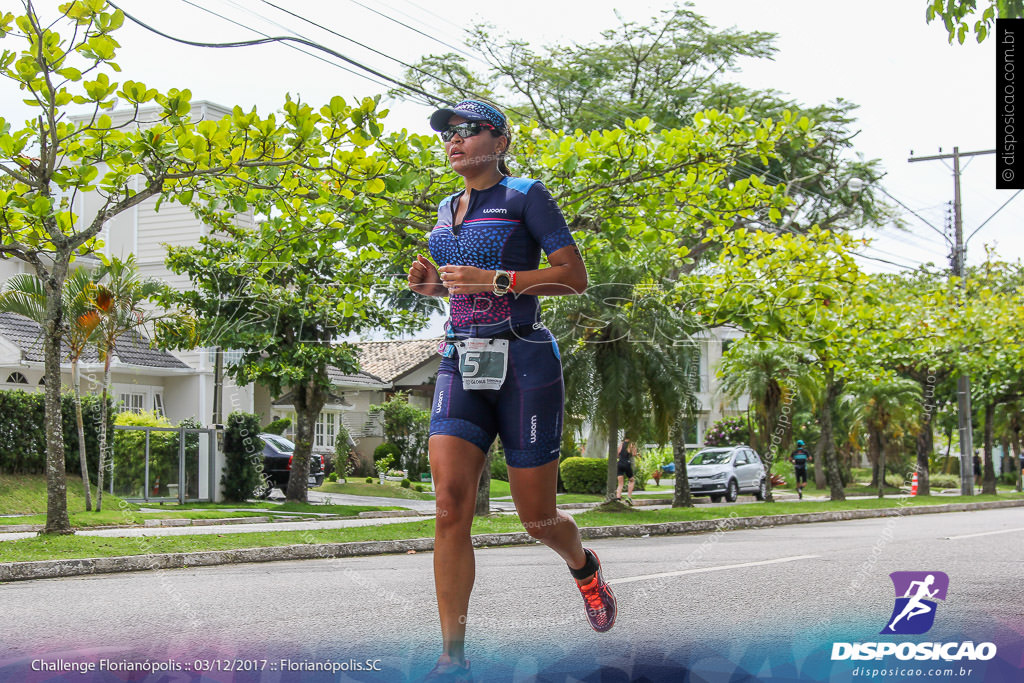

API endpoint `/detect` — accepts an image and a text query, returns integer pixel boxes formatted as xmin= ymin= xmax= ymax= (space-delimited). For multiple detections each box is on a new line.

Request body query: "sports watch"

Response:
xmin=492 ymin=270 xmax=512 ymax=296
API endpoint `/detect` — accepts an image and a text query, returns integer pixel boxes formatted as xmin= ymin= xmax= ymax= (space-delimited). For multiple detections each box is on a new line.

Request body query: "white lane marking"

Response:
xmin=945 ymin=527 xmax=1024 ymax=540
xmin=608 ymin=554 xmax=820 ymax=586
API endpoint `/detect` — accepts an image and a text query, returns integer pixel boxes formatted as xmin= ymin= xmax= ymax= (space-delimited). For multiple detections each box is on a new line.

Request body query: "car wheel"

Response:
xmin=725 ymin=479 xmax=739 ymax=503
xmin=709 ymin=494 xmax=722 ymax=503
xmin=314 ymin=476 xmax=324 ymax=487
xmin=754 ymin=478 xmax=767 ymax=501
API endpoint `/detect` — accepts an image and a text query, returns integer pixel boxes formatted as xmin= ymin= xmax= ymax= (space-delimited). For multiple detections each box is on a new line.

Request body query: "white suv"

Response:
xmin=686 ymin=445 xmax=767 ymax=503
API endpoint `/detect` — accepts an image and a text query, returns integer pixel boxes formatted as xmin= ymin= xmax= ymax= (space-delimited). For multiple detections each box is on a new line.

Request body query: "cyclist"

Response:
xmin=407 ymin=99 xmax=616 ymax=682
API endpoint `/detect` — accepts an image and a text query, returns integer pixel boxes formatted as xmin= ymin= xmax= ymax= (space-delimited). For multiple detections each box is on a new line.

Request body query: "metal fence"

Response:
xmin=110 ymin=425 xmax=218 ymax=503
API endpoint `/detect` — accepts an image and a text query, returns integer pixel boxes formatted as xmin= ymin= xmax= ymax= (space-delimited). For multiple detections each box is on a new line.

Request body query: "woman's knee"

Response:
xmin=434 ymin=487 xmax=476 ymax=531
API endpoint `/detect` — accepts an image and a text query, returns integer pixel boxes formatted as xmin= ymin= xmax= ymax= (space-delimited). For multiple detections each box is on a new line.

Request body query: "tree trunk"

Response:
xmin=873 ymin=427 xmax=885 ymax=499
xmin=287 ymin=381 xmax=327 ymax=503
xmin=605 ymin=413 xmax=619 ymax=501
xmin=41 ymin=264 xmax=73 ymax=535
xmin=821 ymin=370 xmax=845 ymax=501
xmin=671 ymin=415 xmax=693 ymax=508
xmin=475 ymin=444 xmax=493 ymax=517
xmin=915 ymin=375 xmax=934 ymax=495
xmin=813 ymin=436 xmax=826 ymax=489
xmin=72 ymin=360 xmax=92 ymax=511
xmin=982 ymin=402 xmax=997 ymax=495
xmin=95 ymin=358 xmax=112 ymax=512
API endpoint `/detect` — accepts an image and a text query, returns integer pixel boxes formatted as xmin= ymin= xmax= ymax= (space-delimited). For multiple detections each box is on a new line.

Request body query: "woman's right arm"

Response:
xmin=408 ymin=254 xmax=447 ymax=297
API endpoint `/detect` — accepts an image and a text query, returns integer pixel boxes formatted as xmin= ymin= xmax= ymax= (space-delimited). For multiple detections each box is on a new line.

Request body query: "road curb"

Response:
xmin=1 ymin=499 xmax=1021 ymax=583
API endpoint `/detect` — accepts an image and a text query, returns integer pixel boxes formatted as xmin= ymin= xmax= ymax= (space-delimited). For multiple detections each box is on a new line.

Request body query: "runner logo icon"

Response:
xmin=881 ymin=571 xmax=949 ymax=635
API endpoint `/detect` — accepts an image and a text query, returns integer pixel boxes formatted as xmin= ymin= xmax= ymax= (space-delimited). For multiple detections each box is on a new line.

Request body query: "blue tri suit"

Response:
xmin=427 ymin=176 xmax=577 ymax=468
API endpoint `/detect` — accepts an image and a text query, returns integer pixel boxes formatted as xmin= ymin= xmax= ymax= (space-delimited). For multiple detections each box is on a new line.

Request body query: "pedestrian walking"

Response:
xmin=407 ymin=99 xmax=616 ymax=682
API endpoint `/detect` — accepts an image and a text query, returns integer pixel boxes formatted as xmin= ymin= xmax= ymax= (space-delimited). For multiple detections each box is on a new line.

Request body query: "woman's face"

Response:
xmin=444 ymin=114 xmax=506 ymax=176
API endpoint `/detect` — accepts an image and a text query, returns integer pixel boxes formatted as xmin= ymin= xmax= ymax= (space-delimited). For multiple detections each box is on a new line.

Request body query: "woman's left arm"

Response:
xmin=438 ymin=244 xmax=588 ymax=296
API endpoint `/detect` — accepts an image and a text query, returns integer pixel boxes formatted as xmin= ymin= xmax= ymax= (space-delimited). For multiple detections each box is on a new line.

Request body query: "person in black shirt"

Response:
xmin=615 ymin=438 xmax=637 ymax=505
xmin=791 ymin=440 xmax=812 ymax=499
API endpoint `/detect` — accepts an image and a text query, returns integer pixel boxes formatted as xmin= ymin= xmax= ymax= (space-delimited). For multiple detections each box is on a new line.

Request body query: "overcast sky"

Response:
xmin=1 ymin=0 xmax=1015 ymax=273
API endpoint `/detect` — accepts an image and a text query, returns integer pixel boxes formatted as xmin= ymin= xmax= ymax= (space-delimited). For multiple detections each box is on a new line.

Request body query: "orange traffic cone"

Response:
xmin=910 ymin=472 xmax=918 ymax=496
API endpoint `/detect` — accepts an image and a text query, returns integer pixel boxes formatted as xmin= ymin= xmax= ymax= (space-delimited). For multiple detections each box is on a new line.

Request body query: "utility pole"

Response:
xmin=909 ymin=146 xmax=994 ymax=496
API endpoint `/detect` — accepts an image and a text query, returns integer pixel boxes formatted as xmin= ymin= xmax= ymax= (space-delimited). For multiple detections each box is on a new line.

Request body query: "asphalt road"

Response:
xmin=1 ymin=507 xmax=1021 ymax=682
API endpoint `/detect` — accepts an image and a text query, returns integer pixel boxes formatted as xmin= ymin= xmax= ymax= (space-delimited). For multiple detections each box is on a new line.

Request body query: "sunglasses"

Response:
xmin=440 ymin=121 xmax=497 ymax=142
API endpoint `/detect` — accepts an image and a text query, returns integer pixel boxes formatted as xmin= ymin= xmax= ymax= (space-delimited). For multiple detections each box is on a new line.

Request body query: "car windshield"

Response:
xmin=689 ymin=450 xmax=733 ymax=466
xmin=261 ymin=435 xmax=294 ymax=453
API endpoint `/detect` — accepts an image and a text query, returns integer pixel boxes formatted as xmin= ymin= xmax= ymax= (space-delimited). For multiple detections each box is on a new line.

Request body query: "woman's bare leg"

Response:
xmin=507 ymin=459 xmax=591 ymax=582
xmin=429 ymin=435 xmax=486 ymax=665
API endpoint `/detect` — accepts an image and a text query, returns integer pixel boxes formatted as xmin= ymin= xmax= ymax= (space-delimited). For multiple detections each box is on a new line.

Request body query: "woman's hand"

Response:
xmin=408 ymin=254 xmax=446 ymax=297
xmin=437 ymin=265 xmax=494 ymax=295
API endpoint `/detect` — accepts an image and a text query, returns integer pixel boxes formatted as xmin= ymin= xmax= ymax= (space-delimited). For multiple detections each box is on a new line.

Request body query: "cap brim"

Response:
xmin=429 ymin=107 xmax=489 ymax=131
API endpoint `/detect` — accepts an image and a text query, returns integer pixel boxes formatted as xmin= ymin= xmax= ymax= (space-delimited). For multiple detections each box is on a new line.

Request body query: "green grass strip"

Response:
xmin=1 ymin=493 xmax=1018 ymax=564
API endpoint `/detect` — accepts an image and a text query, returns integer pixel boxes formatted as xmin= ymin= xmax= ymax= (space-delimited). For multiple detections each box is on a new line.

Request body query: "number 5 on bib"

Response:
xmin=454 ymin=338 xmax=510 ymax=390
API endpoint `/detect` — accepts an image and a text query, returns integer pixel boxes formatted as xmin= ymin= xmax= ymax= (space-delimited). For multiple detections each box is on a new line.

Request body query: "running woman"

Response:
xmin=407 ymin=100 xmax=616 ymax=682
xmin=615 ymin=437 xmax=637 ymax=505
xmin=790 ymin=439 xmax=812 ymax=499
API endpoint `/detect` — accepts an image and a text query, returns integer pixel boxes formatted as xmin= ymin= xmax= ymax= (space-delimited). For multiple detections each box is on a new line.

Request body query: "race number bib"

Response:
xmin=454 ymin=338 xmax=509 ymax=390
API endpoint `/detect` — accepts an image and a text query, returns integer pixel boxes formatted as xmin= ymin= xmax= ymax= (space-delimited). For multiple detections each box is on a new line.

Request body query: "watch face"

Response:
xmin=495 ymin=273 xmax=511 ymax=288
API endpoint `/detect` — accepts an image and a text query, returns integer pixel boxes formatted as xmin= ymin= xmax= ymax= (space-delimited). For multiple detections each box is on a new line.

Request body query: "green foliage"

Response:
xmin=490 ymin=444 xmax=508 ymax=482
xmin=400 ymin=478 xmax=412 ymax=489
xmin=111 ymin=410 xmax=177 ymax=498
xmin=925 ymin=1 xmax=1022 ymax=44
xmin=262 ymin=417 xmax=291 ymax=435
xmin=928 ymin=473 xmax=961 ymax=489
xmin=370 ymin=393 xmax=430 ymax=479
xmin=0 ymin=391 xmax=112 ymax=475
xmin=704 ymin=415 xmax=751 ymax=447
xmin=374 ymin=442 xmax=401 ymax=466
xmin=327 ymin=472 xmax=338 ymax=483
xmin=365 ymin=477 xmax=374 ymax=484
xmin=559 ymin=457 xmax=607 ymax=494
xmin=221 ymin=412 xmax=264 ymax=502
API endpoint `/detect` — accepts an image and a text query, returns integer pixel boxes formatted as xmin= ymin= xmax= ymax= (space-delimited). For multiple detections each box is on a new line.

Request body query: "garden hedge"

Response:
xmin=559 ymin=456 xmax=607 ymax=494
xmin=0 ymin=390 xmax=113 ymax=475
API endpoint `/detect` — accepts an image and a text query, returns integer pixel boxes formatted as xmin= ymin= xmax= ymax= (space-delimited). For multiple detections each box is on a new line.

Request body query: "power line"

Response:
xmin=107 ymin=0 xmax=446 ymax=104
xmin=180 ymin=0 xmax=393 ymax=92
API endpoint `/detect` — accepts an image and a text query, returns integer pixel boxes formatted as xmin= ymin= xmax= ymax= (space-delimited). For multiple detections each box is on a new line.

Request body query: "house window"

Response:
xmin=153 ymin=393 xmax=165 ymax=418
xmin=118 ymin=392 xmax=146 ymax=413
xmin=315 ymin=412 xmax=336 ymax=449
xmin=5 ymin=372 xmax=28 ymax=384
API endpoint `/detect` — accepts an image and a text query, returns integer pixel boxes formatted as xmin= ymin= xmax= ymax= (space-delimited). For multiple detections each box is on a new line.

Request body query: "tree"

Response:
xmin=693 ymin=227 xmax=868 ymax=500
xmin=162 ymin=146 xmax=421 ymax=503
xmin=0 ymin=267 xmax=99 ymax=508
xmin=85 ymin=255 xmax=162 ymax=512
xmin=0 ymin=1 xmax=391 ymax=531
xmin=548 ymin=259 xmax=699 ymax=502
xmin=844 ymin=374 xmax=922 ymax=497
xmin=371 ymin=393 xmax=430 ymax=479
xmin=717 ymin=338 xmax=810 ymax=501
xmin=393 ymin=7 xmax=893 ymax=238
xmin=926 ymin=0 xmax=1024 ymax=43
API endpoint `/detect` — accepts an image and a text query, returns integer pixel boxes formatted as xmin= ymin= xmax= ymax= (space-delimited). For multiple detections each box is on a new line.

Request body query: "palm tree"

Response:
xmin=844 ymin=375 xmax=921 ymax=498
xmin=85 ymin=256 xmax=163 ymax=511
xmin=0 ymin=269 xmax=101 ymax=509
xmin=548 ymin=260 xmax=699 ymax=502
xmin=717 ymin=339 xmax=811 ymax=501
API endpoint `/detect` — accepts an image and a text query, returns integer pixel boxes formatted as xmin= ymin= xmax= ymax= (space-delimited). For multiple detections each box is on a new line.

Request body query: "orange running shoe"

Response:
xmin=575 ymin=549 xmax=617 ymax=632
